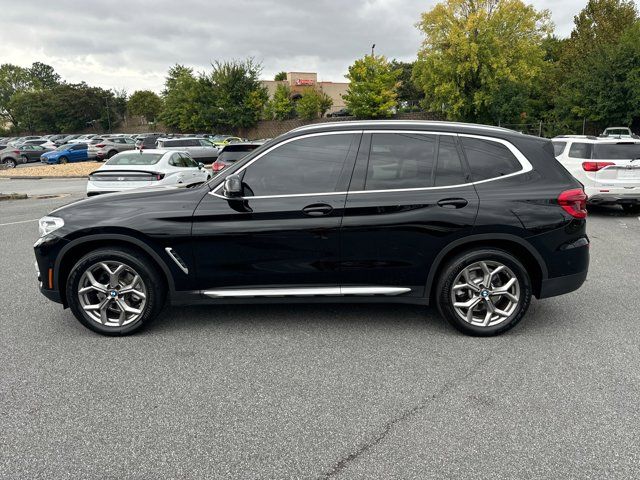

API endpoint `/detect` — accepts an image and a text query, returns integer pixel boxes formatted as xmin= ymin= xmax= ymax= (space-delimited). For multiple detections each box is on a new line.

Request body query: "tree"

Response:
xmin=128 ymin=90 xmax=163 ymax=122
xmin=553 ymin=0 xmax=639 ymax=128
xmin=265 ymin=84 xmax=295 ymax=120
xmin=343 ymin=54 xmax=400 ymax=118
xmin=412 ymin=0 xmax=552 ymax=123
xmin=389 ymin=60 xmax=423 ymax=107
xmin=28 ymin=62 xmax=61 ymax=90
xmin=0 ymin=64 xmax=30 ymax=125
xmin=274 ymin=71 xmax=288 ymax=81
xmin=208 ymin=59 xmax=268 ymax=130
xmin=296 ymin=89 xmax=333 ymax=120
xmin=160 ymin=65 xmax=204 ymax=131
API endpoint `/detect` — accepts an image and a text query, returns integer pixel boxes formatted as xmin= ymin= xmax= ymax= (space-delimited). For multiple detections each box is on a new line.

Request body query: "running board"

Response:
xmin=203 ymin=286 xmax=411 ymax=298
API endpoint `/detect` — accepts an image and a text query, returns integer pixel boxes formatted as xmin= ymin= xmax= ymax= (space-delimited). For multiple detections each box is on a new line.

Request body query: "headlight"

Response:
xmin=38 ymin=216 xmax=64 ymax=237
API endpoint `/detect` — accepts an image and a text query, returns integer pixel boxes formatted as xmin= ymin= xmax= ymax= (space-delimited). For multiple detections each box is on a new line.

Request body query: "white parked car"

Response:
xmin=552 ymin=136 xmax=640 ymax=213
xmin=86 ymin=149 xmax=211 ymax=196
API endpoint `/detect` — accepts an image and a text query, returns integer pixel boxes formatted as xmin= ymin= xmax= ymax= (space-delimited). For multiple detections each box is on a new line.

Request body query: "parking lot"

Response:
xmin=1 ymin=178 xmax=639 ymax=479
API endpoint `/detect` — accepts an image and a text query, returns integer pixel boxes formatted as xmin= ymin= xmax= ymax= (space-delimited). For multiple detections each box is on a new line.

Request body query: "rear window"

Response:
xmin=218 ymin=144 xmax=260 ymax=163
xmin=568 ymin=143 xmax=592 ymax=159
xmin=552 ymin=141 xmax=567 ymax=157
xmin=461 ymin=137 xmax=521 ymax=181
xmin=106 ymin=152 xmax=163 ymax=165
xmin=593 ymin=143 xmax=640 ymax=159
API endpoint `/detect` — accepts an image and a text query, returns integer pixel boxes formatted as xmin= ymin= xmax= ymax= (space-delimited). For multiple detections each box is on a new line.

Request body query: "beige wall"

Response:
xmin=260 ymin=72 xmax=349 ymax=113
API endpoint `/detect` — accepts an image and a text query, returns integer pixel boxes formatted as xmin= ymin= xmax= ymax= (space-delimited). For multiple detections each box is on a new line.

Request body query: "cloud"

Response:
xmin=0 ymin=0 xmax=586 ymax=93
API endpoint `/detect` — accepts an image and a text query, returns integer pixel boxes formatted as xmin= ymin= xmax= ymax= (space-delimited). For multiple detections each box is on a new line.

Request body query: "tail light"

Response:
xmin=154 ymin=173 xmax=165 ymax=181
xmin=13 ymin=150 xmax=20 ymax=155
xmin=582 ymin=161 xmax=615 ymax=172
xmin=558 ymin=188 xmax=587 ymax=219
xmin=95 ymin=144 xmax=106 ymax=148
xmin=212 ymin=161 xmax=225 ymax=172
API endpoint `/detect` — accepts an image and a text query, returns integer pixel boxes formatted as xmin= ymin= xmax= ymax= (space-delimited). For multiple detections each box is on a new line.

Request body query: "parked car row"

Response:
xmin=0 ymin=132 xmax=249 ymax=167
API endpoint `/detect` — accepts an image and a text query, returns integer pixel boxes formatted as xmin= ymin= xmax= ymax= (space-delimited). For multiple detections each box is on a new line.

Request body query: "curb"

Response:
xmin=0 ymin=176 xmax=88 ymax=180
xmin=0 ymin=193 xmax=28 ymax=201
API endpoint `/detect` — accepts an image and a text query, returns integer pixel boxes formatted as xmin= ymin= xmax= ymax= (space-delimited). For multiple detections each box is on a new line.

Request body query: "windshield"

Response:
xmin=55 ymin=144 xmax=70 ymax=151
xmin=106 ymin=152 xmax=164 ymax=165
xmin=593 ymin=143 xmax=640 ymax=160
xmin=218 ymin=145 xmax=260 ymax=162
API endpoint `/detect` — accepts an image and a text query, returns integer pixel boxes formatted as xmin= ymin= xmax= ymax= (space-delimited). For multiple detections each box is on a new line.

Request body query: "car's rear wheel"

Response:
xmin=59 ymin=156 xmax=68 ymax=164
xmin=3 ymin=158 xmax=17 ymax=168
xmin=621 ymin=204 xmax=640 ymax=214
xmin=66 ymin=248 xmax=166 ymax=335
xmin=107 ymin=150 xmax=117 ymax=159
xmin=436 ymin=248 xmax=532 ymax=336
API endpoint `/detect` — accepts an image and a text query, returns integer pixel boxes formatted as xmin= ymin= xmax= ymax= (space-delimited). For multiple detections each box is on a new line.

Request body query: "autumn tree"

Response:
xmin=412 ymin=0 xmax=552 ymax=123
xmin=343 ymin=54 xmax=400 ymax=118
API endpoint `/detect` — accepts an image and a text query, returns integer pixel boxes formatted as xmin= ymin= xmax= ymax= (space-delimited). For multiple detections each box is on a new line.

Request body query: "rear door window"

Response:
xmin=461 ymin=137 xmax=521 ymax=181
xmin=568 ymin=142 xmax=592 ymax=159
xmin=434 ymin=136 xmax=467 ymax=186
xmin=365 ymin=133 xmax=436 ymax=190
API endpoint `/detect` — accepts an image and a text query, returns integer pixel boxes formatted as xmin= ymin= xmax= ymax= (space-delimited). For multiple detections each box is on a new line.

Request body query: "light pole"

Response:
xmin=371 ymin=43 xmax=376 ymax=57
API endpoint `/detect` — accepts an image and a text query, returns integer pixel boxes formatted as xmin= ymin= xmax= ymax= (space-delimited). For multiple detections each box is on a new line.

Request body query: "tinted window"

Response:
xmin=593 ymin=143 xmax=640 ymax=159
xmin=435 ymin=136 xmax=466 ymax=186
xmin=552 ymin=141 xmax=567 ymax=157
xmin=241 ymin=134 xmax=355 ymax=196
xmin=461 ymin=137 xmax=521 ymax=181
xmin=365 ymin=133 xmax=436 ymax=190
xmin=568 ymin=142 xmax=592 ymax=159
xmin=219 ymin=145 xmax=260 ymax=163
xmin=180 ymin=153 xmax=198 ymax=168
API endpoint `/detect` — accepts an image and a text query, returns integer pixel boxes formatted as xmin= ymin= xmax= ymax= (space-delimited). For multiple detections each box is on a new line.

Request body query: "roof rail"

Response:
xmin=290 ymin=120 xmax=518 ymax=134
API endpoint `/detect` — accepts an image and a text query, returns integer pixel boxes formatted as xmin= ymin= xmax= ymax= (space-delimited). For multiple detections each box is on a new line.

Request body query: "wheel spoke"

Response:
xmin=117 ymin=298 xmax=141 ymax=315
xmin=491 ymin=291 xmax=518 ymax=303
xmin=492 ymin=277 xmax=517 ymax=294
xmin=454 ymin=297 xmax=482 ymax=309
xmin=494 ymin=307 xmax=511 ymax=318
xmin=480 ymin=262 xmax=492 ymax=286
xmin=488 ymin=265 xmax=505 ymax=286
xmin=484 ymin=298 xmax=496 ymax=314
xmin=82 ymin=271 xmax=107 ymax=294
xmin=109 ymin=264 xmax=126 ymax=288
xmin=481 ymin=310 xmax=492 ymax=327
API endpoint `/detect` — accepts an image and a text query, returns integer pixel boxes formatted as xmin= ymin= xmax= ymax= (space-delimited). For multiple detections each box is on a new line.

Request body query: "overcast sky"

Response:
xmin=0 ymin=0 xmax=602 ymax=93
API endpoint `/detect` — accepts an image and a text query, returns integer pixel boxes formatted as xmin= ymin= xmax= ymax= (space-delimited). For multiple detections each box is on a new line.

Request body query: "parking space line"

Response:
xmin=0 ymin=219 xmax=38 ymax=227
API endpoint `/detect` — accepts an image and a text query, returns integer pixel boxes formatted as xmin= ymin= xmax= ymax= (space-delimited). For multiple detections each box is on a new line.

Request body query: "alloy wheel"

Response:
xmin=450 ymin=260 xmax=520 ymax=328
xmin=77 ymin=261 xmax=147 ymax=327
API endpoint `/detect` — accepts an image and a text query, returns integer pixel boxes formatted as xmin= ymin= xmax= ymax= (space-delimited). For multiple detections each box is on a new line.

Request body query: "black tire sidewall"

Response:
xmin=436 ymin=248 xmax=532 ymax=336
xmin=59 ymin=156 xmax=68 ymax=164
xmin=66 ymin=248 xmax=165 ymax=335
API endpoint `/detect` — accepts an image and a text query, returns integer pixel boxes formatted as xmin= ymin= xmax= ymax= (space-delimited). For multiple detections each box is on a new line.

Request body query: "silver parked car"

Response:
xmin=90 ymin=137 xmax=137 ymax=161
xmin=155 ymin=137 xmax=219 ymax=164
xmin=0 ymin=146 xmax=21 ymax=168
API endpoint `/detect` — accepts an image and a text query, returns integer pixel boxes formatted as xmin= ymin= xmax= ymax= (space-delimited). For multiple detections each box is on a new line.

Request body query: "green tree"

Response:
xmin=0 ymin=64 xmax=30 ymax=125
xmin=265 ymin=84 xmax=295 ymax=120
xmin=389 ymin=60 xmax=423 ymax=107
xmin=28 ymin=62 xmax=61 ymax=90
xmin=274 ymin=71 xmax=288 ymax=81
xmin=554 ymin=0 xmax=639 ymax=128
xmin=208 ymin=59 xmax=268 ymax=130
xmin=343 ymin=54 xmax=400 ymax=118
xmin=128 ymin=90 xmax=163 ymax=122
xmin=296 ymin=89 xmax=333 ymax=120
xmin=412 ymin=0 xmax=552 ymax=123
xmin=160 ymin=65 xmax=204 ymax=131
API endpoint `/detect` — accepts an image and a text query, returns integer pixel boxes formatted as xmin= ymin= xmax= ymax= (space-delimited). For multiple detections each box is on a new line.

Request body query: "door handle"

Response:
xmin=437 ymin=198 xmax=468 ymax=209
xmin=302 ymin=203 xmax=333 ymax=217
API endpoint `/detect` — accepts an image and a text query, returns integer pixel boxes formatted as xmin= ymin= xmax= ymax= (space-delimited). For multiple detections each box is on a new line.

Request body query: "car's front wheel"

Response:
xmin=621 ymin=204 xmax=640 ymax=214
xmin=436 ymin=248 xmax=532 ymax=336
xmin=59 ymin=156 xmax=68 ymax=164
xmin=20 ymin=155 xmax=29 ymax=164
xmin=66 ymin=248 xmax=166 ymax=335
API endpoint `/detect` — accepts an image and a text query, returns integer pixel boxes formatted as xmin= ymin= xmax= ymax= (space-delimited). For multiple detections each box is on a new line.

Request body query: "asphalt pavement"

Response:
xmin=1 ymin=180 xmax=639 ymax=479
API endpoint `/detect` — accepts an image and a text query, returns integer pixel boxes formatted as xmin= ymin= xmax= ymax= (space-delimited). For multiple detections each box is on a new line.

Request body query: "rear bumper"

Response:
xmin=586 ymin=186 xmax=640 ymax=204
xmin=538 ymin=269 xmax=588 ymax=299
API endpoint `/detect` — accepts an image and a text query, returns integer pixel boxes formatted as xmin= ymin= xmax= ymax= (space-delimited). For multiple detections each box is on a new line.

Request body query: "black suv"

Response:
xmin=35 ymin=121 xmax=589 ymax=336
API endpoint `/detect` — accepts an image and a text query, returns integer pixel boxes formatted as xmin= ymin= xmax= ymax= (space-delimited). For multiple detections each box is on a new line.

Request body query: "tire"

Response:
xmin=621 ymin=204 xmax=640 ymax=214
xmin=3 ymin=158 xmax=17 ymax=168
xmin=107 ymin=150 xmax=117 ymax=159
xmin=65 ymin=248 xmax=166 ymax=336
xmin=20 ymin=155 xmax=29 ymax=164
xmin=435 ymin=248 xmax=532 ymax=336
xmin=59 ymin=156 xmax=68 ymax=164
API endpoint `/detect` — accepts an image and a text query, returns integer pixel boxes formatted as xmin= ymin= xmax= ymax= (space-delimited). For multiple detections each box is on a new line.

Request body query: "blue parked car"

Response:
xmin=40 ymin=143 xmax=89 ymax=164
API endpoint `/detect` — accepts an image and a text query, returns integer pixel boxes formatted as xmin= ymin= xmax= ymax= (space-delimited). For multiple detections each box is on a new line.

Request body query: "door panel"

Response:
xmin=191 ymin=132 xmax=361 ymax=291
xmin=339 ymin=132 xmax=479 ymax=296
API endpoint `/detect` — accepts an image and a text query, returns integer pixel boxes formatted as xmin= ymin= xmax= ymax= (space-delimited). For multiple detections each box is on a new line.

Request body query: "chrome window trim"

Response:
xmin=208 ymin=130 xmax=533 ymax=200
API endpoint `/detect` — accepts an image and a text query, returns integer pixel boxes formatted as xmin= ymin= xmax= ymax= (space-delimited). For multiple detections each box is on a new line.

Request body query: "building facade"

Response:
xmin=261 ymin=72 xmax=348 ymax=114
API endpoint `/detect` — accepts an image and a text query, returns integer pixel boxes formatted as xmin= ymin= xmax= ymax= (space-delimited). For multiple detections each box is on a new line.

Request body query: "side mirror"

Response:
xmin=198 ymin=162 xmax=204 ymax=169
xmin=223 ymin=174 xmax=243 ymax=197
